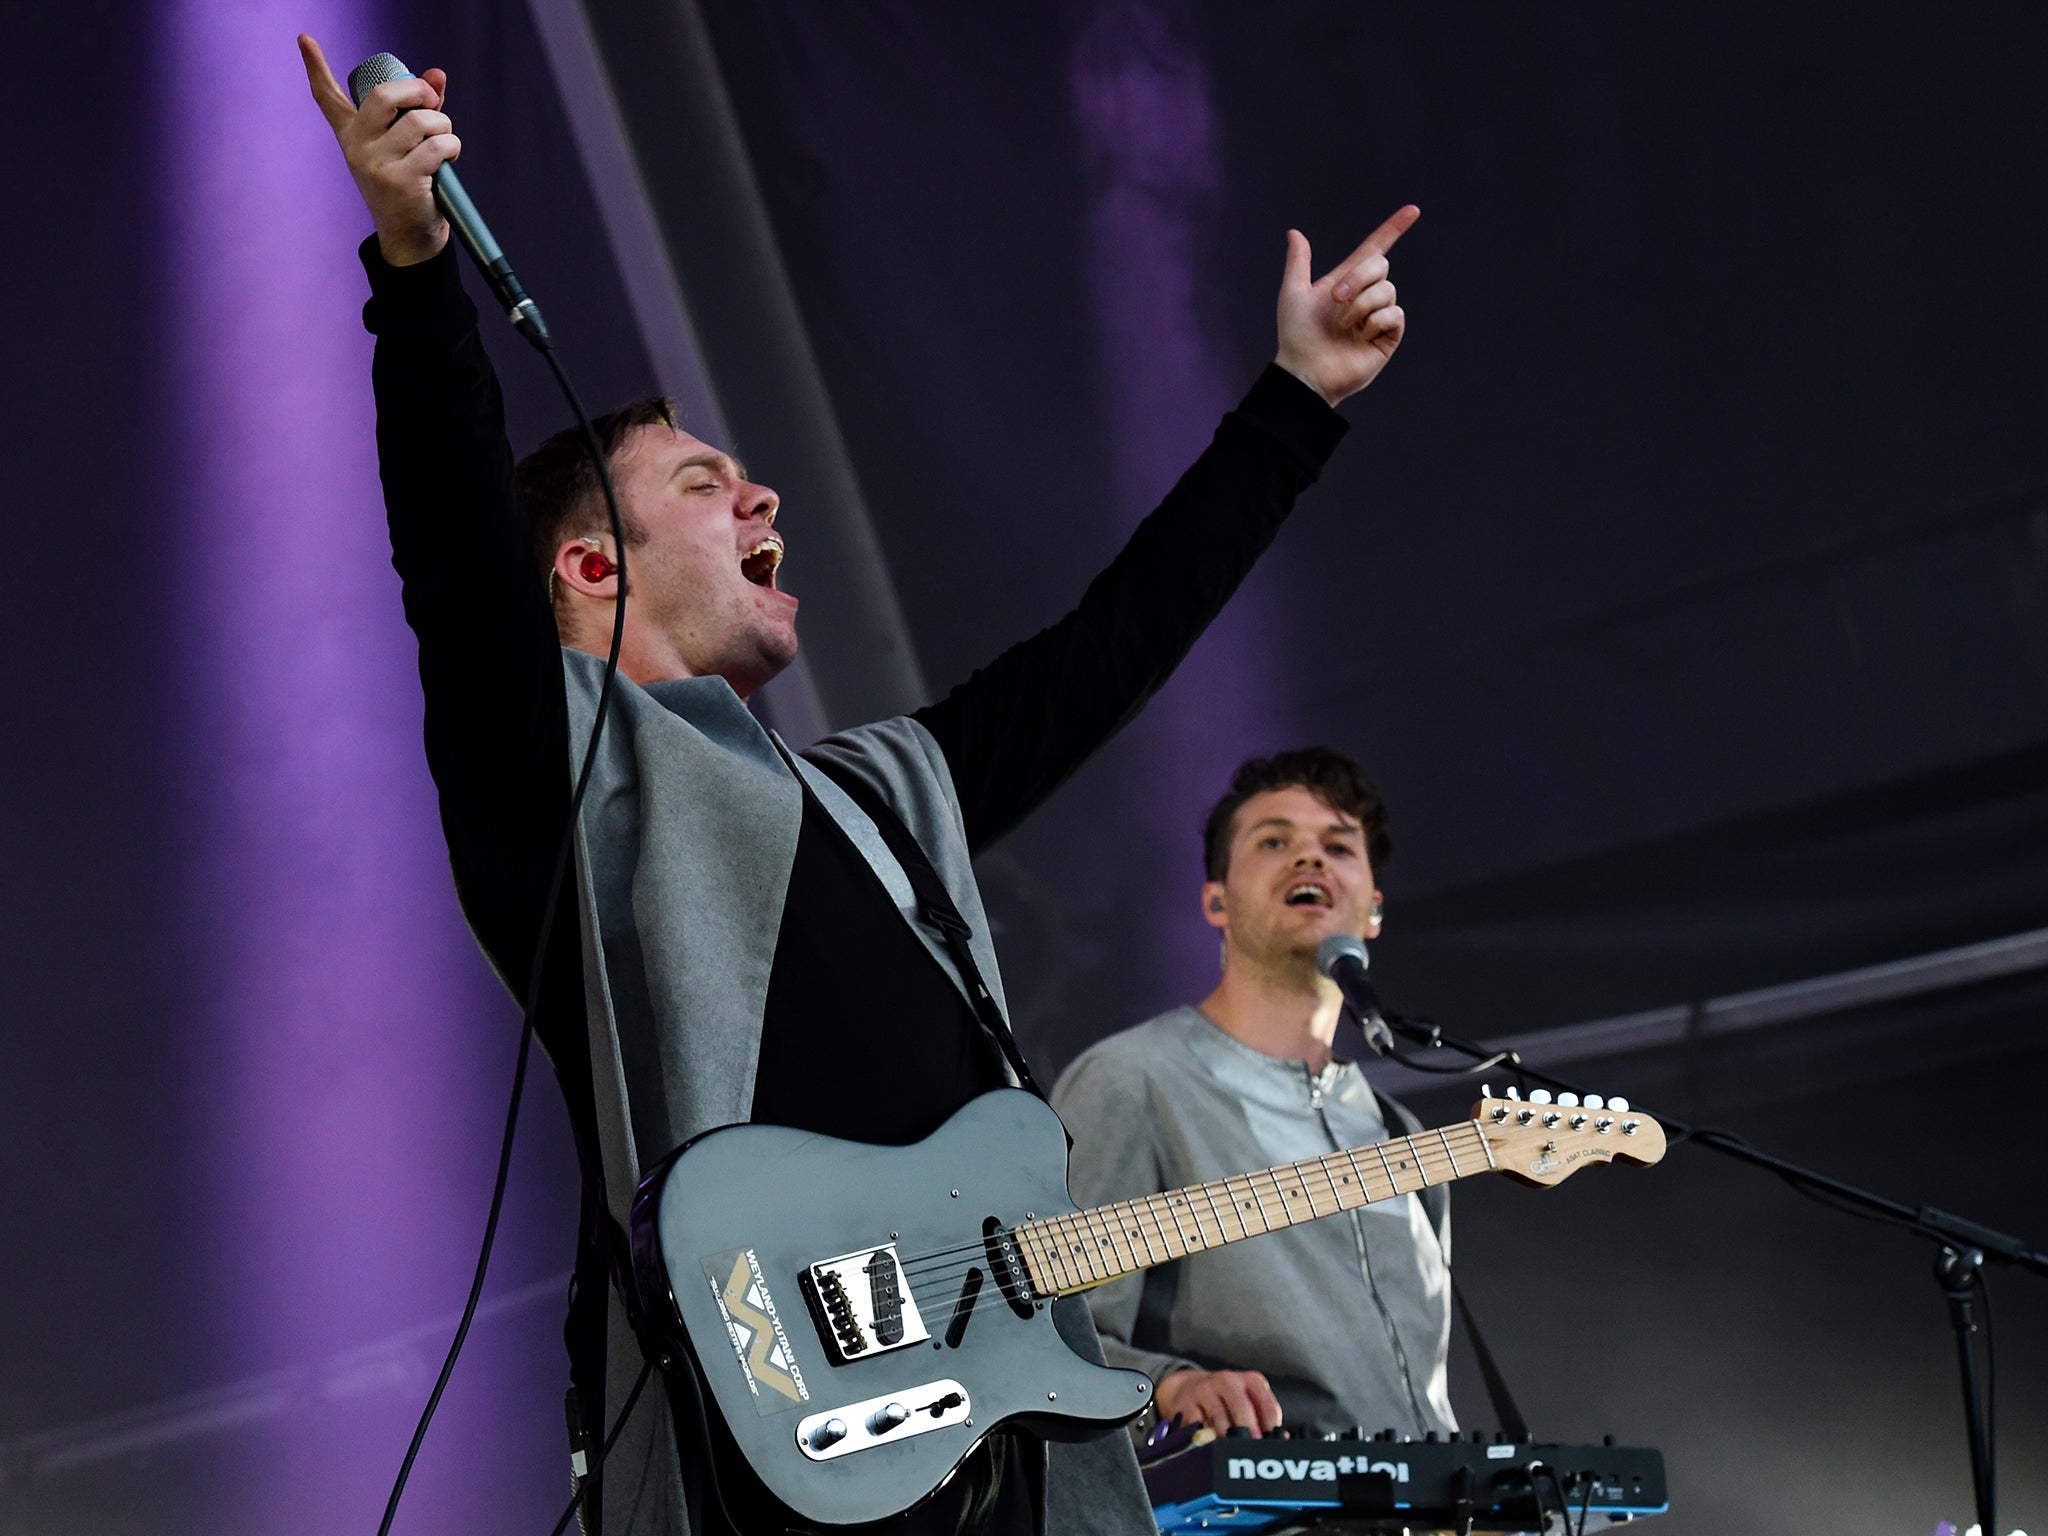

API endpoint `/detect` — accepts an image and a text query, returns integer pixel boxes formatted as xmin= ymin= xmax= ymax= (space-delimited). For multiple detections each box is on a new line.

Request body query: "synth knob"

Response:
xmin=1608 ymin=1096 xmax=1629 ymax=1113
xmin=1529 ymin=1089 xmax=1553 ymax=1105
xmin=809 ymin=1418 xmax=848 ymax=1450
xmin=868 ymin=1402 xmax=911 ymax=1435
xmin=1226 ymin=1425 xmax=1253 ymax=1439
xmin=1424 ymin=1430 xmax=1441 ymax=1442
xmin=1584 ymin=1094 xmax=1604 ymax=1110
xmin=1557 ymin=1092 xmax=1579 ymax=1108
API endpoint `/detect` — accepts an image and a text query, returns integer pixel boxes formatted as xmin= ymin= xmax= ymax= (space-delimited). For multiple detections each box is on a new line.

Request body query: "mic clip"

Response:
xmin=1353 ymin=1005 xmax=1396 ymax=1058
xmin=1380 ymin=1009 xmax=1442 ymax=1049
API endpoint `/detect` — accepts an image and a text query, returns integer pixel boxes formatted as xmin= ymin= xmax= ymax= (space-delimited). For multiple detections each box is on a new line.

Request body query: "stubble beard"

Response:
xmin=1232 ymin=922 xmax=1327 ymax=996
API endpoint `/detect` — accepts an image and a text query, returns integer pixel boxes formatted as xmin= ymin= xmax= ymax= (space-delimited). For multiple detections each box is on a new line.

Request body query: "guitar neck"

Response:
xmin=1014 ymin=1119 xmax=1495 ymax=1298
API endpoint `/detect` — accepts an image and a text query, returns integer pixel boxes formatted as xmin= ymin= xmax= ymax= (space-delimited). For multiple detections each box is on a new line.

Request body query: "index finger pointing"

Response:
xmin=1337 ymin=204 xmax=1421 ymax=272
xmin=298 ymin=34 xmax=355 ymax=132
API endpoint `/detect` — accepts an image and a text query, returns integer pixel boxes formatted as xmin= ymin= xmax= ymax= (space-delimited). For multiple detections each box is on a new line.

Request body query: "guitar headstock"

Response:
xmin=1472 ymin=1090 xmax=1667 ymax=1187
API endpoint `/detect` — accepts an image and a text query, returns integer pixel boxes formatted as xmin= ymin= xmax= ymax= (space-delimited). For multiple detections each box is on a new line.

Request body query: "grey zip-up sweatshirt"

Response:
xmin=1052 ymin=1007 xmax=1456 ymax=1436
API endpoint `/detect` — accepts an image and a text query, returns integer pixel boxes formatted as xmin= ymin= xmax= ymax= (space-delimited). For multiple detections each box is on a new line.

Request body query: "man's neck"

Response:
xmin=1196 ymin=954 xmax=1344 ymax=1070
xmin=563 ymin=628 xmax=756 ymax=700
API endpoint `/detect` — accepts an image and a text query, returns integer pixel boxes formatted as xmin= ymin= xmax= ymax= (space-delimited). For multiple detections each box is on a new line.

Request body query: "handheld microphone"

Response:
xmin=347 ymin=52 xmax=551 ymax=350
xmin=1314 ymin=934 xmax=1394 ymax=1056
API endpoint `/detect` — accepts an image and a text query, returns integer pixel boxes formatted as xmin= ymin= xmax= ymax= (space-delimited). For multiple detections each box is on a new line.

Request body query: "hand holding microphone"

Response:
xmin=298 ymin=35 xmax=549 ymax=348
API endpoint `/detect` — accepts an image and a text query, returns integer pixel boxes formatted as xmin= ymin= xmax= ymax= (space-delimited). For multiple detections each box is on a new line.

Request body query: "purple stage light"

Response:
xmin=1072 ymin=2 xmax=1293 ymax=995
xmin=160 ymin=4 xmax=551 ymax=1529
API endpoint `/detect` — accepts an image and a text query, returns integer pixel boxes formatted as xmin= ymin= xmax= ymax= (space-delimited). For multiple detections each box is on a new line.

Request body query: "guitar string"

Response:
xmin=890 ymin=1154 xmax=1472 ymax=1307
xmin=881 ymin=1118 xmax=1633 ymax=1323
xmin=885 ymin=1131 xmax=1485 ymax=1298
xmin=887 ymin=1129 xmax=1481 ymax=1281
xmin=886 ymin=1141 xmax=1468 ymax=1284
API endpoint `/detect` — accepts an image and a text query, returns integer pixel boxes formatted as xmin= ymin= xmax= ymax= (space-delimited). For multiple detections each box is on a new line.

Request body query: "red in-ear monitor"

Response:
xmin=579 ymin=550 xmax=616 ymax=583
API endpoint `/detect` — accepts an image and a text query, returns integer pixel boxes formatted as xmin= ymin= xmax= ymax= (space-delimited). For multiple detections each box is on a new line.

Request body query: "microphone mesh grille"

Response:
xmin=346 ymin=52 xmax=415 ymax=108
xmin=1314 ymin=933 xmax=1368 ymax=977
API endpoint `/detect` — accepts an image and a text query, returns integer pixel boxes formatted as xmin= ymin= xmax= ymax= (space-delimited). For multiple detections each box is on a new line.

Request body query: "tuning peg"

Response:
xmin=1529 ymin=1089 xmax=1552 ymax=1105
xmin=1505 ymin=1086 xmax=1522 ymax=1101
xmin=1608 ymin=1096 xmax=1627 ymax=1113
xmin=1583 ymin=1094 xmax=1604 ymax=1110
xmin=1480 ymin=1084 xmax=1493 ymax=1099
xmin=1556 ymin=1092 xmax=1579 ymax=1108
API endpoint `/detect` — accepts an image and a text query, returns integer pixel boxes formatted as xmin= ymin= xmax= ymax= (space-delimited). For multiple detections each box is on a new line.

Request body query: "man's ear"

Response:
xmin=1367 ymin=889 xmax=1384 ymax=935
xmin=552 ymin=535 xmax=617 ymax=601
xmin=1202 ymin=881 xmax=1228 ymax=932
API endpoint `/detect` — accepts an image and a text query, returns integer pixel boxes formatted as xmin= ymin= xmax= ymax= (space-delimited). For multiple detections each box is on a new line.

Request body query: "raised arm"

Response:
xmin=301 ymin=36 xmax=571 ymax=994
xmin=916 ymin=210 xmax=1417 ymax=851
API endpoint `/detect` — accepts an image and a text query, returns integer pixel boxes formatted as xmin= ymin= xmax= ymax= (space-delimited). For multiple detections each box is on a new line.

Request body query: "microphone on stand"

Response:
xmin=347 ymin=52 xmax=551 ymax=350
xmin=1315 ymin=934 xmax=1395 ymax=1056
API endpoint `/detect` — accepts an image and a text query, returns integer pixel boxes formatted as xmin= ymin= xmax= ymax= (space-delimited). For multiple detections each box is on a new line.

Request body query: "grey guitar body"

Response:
xmin=631 ymin=1089 xmax=1153 ymax=1527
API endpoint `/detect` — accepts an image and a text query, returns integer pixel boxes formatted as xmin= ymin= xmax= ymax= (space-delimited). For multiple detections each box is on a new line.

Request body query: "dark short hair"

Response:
xmin=515 ymin=396 xmax=678 ymax=582
xmin=1201 ymin=747 xmax=1392 ymax=882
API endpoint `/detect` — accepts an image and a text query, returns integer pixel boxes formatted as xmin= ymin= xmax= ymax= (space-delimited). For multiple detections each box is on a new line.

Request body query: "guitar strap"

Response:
xmin=1451 ymin=1278 xmax=1530 ymax=1443
xmin=805 ymin=755 xmax=1054 ymax=1105
xmin=1371 ymin=1087 xmax=1530 ymax=1442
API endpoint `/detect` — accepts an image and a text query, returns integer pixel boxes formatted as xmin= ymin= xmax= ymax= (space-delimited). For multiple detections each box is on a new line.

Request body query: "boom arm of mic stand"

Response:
xmin=1396 ymin=1018 xmax=2041 ymax=1536
xmin=1397 ymin=1025 xmax=2048 ymax=1276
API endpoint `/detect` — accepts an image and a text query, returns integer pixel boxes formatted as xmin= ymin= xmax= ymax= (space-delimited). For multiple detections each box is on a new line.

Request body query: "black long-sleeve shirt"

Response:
xmin=362 ymin=238 xmax=1345 ymax=1156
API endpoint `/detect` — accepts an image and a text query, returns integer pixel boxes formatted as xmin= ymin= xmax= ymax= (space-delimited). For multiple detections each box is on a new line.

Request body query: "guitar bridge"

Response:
xmin=798 ymin=1243 xmax=931 ymax=1364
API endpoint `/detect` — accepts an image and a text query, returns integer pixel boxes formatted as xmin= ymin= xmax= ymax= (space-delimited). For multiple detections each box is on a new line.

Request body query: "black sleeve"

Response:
xmin=912 ymin=365 xmax=1349 ymax=853
xmin=361 ymin=239 xmax=573 ymax=1003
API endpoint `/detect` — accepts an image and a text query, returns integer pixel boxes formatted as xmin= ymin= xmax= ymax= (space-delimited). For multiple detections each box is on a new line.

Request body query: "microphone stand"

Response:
xmin=1364 ymin=1007 xmax=2046 ymax=1536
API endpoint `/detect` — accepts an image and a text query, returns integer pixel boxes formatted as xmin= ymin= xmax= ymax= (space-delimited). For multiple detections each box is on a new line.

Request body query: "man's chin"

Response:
xmin=734 ymin=631 xmax=800 ymax=699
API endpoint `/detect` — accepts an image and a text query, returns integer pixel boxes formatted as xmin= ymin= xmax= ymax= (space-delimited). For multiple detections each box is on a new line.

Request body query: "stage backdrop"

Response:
xmin=3 ymin=2 xmax=2042 ymax=1532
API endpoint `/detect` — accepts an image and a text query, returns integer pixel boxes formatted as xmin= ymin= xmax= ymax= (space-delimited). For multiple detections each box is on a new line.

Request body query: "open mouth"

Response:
xmin=1284 ymin=882 xmax=1332 ymax=908
xmin=741 ymin=535 xmax=784 ymax=588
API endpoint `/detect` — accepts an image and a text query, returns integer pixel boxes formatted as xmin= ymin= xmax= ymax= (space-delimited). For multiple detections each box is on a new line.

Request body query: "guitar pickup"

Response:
xmin=798 ymin=1243 xmax=931 ymax=1364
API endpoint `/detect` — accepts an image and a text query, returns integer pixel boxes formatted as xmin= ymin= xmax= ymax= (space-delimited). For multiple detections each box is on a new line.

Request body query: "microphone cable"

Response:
xmin=547 ymin=1361 xmax=654 ymax=1536
xmin=374 ymin=282 xmax=633 ymax=1536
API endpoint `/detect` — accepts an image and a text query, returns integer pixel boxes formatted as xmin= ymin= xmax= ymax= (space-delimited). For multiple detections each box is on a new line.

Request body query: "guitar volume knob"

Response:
xmin=809 ymin=1418 xmax=847 ymax=1450
xmin=868 ymin=1402 xmax=911 ymax=1435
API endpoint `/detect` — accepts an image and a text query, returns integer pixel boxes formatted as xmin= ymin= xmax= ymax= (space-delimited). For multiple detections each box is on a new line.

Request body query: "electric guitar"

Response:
xmin=629 ymin=1089 xmax=1665 ymax=1526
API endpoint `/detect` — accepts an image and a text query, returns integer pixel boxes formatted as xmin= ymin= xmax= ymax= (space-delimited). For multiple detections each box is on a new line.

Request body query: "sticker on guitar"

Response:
xmin=702 ymin=1247 xmax=811 ymax=1412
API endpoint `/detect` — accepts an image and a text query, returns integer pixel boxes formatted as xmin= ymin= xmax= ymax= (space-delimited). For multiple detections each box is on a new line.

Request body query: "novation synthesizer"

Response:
xmin=1145 ymin=1428 xmax=1668 ymax=1533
